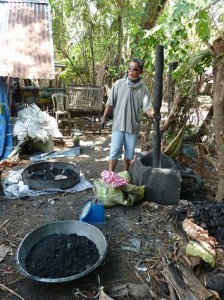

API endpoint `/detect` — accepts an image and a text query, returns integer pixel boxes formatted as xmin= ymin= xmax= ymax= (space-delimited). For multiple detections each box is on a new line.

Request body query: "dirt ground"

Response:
xmin=0 ymin=117 xmax=220 ymax=300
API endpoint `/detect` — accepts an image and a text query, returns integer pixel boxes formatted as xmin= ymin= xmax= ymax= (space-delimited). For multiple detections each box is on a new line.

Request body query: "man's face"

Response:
xmin=127 ymin=62 xmax=142 ymax=80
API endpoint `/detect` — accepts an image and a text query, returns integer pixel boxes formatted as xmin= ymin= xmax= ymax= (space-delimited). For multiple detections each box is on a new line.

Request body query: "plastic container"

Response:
xmin=80 ymin=200 xmax=105 ymax=224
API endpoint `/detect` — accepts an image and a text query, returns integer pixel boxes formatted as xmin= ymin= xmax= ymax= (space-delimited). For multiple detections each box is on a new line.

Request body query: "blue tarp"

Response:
xmin=0 ymin=77 xmax=13 ymax=160
xmin=30 ymin=147 xmax=80 ymax=162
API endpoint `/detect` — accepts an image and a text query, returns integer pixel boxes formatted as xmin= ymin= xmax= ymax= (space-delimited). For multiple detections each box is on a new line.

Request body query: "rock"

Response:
xmin=206 ymin=273 xmax=224 ymax=293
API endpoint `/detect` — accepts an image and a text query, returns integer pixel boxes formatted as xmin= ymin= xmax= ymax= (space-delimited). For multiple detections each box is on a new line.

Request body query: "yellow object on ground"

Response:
xmin=186 ymin=240 xmax=215 ymax=268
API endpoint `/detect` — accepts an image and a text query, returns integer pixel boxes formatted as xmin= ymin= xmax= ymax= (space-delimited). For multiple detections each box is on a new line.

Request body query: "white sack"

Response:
xmin=13 ymin=103 xmax=62 ymax=142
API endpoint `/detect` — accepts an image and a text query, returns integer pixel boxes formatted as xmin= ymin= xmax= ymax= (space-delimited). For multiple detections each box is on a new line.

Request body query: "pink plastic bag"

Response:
xmin=101 ymin=170 xmax=129 ymax=188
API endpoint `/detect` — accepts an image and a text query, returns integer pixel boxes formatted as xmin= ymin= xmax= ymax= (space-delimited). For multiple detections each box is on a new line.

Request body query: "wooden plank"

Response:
xmin=178 ymin=262 xmax=214 ymax=300
xmin=165 ymin=262 xmax=198 ymax=299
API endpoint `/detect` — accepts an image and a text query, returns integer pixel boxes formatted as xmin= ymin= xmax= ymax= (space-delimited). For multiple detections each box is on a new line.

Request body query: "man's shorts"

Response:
xmin=109 ymin=131 xmax=138 ymax=160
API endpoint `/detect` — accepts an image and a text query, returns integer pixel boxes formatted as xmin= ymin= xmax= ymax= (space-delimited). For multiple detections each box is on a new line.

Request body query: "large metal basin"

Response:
xmin=16 ymin=221 xmax=107 ymax=283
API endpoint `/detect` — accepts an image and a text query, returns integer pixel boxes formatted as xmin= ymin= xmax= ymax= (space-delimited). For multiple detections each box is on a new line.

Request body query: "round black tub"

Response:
xmin=22 ymin=161 xmax=80 ymax=190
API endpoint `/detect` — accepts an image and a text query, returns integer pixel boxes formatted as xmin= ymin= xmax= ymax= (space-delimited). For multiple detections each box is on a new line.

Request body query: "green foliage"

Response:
xmin=130 ymin=0 xmax=223 ymax=76
xmin=195 ymin=10 xmax=211 ymax=41
xmin=108 ymin=64 xmax=126 ymax=81
xmin=172 ymin=2 xmax=195 ymax=19
xmin=49 ymin=0 xmax=224 ymax=87
xmin=172 ymin=48 xmax=212 ymax=82
xmin=221 ymin=144 xmax=224 ymax=153
xmin=59 ymin=60 xmax=86 ymax=85
xmin=0 ymin=103 xmax=6 ymax=116
xmin=50 ymin=0 xmax=164 ymax=83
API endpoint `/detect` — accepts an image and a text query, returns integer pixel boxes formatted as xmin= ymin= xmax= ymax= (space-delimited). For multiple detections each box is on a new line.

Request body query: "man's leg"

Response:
xmin=123 ymin=158 xmax=131 ymax=171
xmin=109 ymin=131 xmax=124 ymax=172
xmin=124 ymin=132 xmax=138 ymax=172
xmin=109 ymin=159 xmax=118 ymax=171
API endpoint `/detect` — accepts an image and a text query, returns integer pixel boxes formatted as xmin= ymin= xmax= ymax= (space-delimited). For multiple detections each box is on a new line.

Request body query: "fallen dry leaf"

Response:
xmin=0 ymin=157 xmax=19 ymax=168
xmin=174 ymin=245 xmax=201 ymax=269
xmin=207 ymin=289 xmax=221 ymax=299
xmin=188 ymin=255 xmax=202 ymax=269
xmin=0 ymin=244 xmax=11 ymax=262
xmin=99 ymin=287 xmax=114 ymax=300
xmin=215 ymin=247 xmax=224 ymax=266
xmin=182 ymin=218 xmax=218 ymax=256
xmin=108 ymin=282 xmax=152 ymax=299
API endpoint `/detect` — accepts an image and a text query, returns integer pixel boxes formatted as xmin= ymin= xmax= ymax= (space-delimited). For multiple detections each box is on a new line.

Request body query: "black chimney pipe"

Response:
xmin=153 ymin=45 xmax=164 ymax=168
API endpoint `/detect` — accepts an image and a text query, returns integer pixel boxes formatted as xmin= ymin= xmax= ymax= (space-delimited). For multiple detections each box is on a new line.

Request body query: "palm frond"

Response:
xmin=173 ymin=48 xmax=212 ymax=81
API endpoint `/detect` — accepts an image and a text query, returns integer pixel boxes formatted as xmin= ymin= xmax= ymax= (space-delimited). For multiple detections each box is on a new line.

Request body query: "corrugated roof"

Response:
xmin=0 ymin=0 xmax=55 ymax=79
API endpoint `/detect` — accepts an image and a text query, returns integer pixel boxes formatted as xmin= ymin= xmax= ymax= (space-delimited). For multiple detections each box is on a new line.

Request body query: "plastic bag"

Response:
xmin=93 ymin=171 xmax=145 ymax=207
xmin=101 ymin=170 xmax=129 ymax=187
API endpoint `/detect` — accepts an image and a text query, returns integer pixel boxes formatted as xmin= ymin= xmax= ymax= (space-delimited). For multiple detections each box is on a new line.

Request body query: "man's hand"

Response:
xmin=100 ymin=116 xmax=106 ymax=128
xmin=153 ymin=112 xmax=161 ymax=121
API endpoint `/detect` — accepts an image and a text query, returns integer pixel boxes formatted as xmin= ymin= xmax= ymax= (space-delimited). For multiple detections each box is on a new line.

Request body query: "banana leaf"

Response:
xmin=163 ymin=125 xmax=186 ymax=159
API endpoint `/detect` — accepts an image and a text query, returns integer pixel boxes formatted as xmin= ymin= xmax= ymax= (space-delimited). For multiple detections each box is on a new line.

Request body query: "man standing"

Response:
xmin=101 ymin=58 xmax=155 ymax=172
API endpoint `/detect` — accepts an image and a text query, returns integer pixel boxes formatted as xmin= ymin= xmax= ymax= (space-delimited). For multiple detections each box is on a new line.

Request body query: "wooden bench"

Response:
xmin=67 ymin=85 xmax=104 ymax=134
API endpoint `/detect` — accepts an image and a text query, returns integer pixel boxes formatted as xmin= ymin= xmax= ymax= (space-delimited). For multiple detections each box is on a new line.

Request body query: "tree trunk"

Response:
xmin=183 ymin=105 xmax=213 ymax=143
xmin=160 ymin=85 xmax=183 ymax=135
xmin=117 ymin=13 xmax=123 ymax=65
xmin=140 ymin=0 xmax=168 ymax=30
xmin=168 ymin=62 xmax=178 ymax=113
xmin=132 ymin=0 xmax=168 ymax=49
xmin=89 ymin=22 xmax=95 ymax=85
xmin=212 ymin=37 xmax=224 ymax=202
